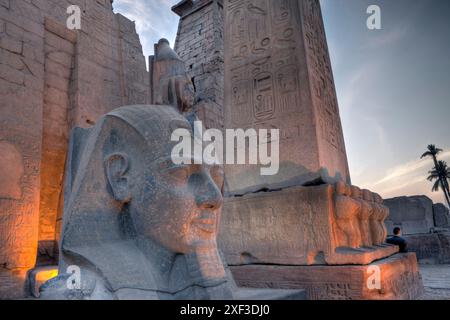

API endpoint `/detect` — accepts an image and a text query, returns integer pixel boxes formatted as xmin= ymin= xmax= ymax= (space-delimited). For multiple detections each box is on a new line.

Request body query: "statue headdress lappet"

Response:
xmin=40 ymin=40 xmax=235 ymax=300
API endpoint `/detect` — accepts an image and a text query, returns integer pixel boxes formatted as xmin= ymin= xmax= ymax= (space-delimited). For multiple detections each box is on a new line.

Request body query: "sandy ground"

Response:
xmin=417 ymin=264 xmax=450 ymax=300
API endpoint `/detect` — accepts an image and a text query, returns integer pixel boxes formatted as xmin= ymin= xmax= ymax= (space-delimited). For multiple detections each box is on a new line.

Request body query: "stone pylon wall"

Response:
xmin=173 ymin=0 xmax=224 ymax=130
xmin=223 ymin=0 xmax=350 ymax=195
xmin=0 ymin=0 xmax=149 ymax=298
xmin=172 ymin=0 xmax=350 ymax=195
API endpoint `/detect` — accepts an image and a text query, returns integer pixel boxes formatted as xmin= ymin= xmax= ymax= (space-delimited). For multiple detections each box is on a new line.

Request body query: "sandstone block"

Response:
xmin=0 ymin=268 xmax=28 ymax=300
xmin=230 ymin=253 xmax=424 ymax=300
xmin=384 ymin=196 xmax=435 ymax=235
xmin=1 ymin=48 xmax=24 ymax=69
xmin=0 ymin=63 xmax=24 ymax=84
xmin=45 ymin=32 xmax=74 ymax=54
xmin=433 ymin=203 xmax=450 ymax=228
xmin=0 ymin=34 xmax=22 ymax=54
xmin=47 ymin=51 xmax=73 ymax=68
xmin=45 ymin=73 xmax=70 ymax=92
xmin=28 ymin=266 xmax=58 ymax=298
xmin=219 ymin=183 xmax=397 ymax=266
xmin=46 ymin=60 xmax=71 ymax=79
xmin=0 ymin=0 xmax=10 ymax=10
xmin=222 ymin=0 xmax=350 ymax=195
xmin=403 ymin=232 xmax=450 ymax=264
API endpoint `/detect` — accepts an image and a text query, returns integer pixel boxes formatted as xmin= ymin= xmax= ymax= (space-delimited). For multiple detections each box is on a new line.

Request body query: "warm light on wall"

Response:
xmin=35 ymin=268 xmax=59 ymax=283
xmin=30 ymin=267 xmax=59 ymax=298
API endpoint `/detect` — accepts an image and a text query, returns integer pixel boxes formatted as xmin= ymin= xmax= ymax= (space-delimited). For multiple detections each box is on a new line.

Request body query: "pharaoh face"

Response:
xmin=126 ymin=119 xmax=224 ymax=254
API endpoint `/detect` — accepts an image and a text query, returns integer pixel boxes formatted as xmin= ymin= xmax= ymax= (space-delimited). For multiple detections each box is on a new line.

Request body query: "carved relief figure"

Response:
xmin=371 ymin=194 xmax=389 ymax=245
xmin=360 ymin=190 xmax=374 ymax=247
xmin=334 ymin=182 xmax=362 ymax=248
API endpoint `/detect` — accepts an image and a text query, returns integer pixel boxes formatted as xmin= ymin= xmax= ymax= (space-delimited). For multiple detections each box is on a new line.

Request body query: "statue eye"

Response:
xmin=165 ymin=166 xmax=190 ymax=184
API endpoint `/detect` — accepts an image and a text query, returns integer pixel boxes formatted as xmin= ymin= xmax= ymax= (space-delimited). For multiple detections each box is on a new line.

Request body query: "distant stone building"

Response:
xmin=385 ymin=196 xmax=450 ymax=264
xmin=0 ymin=0 xmax=149 ymax=298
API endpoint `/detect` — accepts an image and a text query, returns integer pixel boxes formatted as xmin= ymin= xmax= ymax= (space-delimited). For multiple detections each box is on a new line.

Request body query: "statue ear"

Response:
xmin=104 ymin=153 xmax=131 ymax=203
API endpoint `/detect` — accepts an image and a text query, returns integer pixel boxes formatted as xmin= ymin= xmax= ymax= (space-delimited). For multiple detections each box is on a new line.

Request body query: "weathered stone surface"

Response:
xmin=37 ymin=19 xmax=75 ymax=263
xmin=219 ymin=183 xmax=397 ymax=266
xmin=149 ymin=38 xmax=195 ymax=113
xmin=40 ymin=44 xmax=236 ymax=299
xmin=0 ymin=140 xmax=24 ymax=199
xmin=434 ymin=203 xmax=450 ymax=228
xmin=222 ymin=0 xmax=350 ymax=195
xmin=0 ymin=268 xmax=28 ymax=299
xmin=41 ymin=104 xmax=235 ymax=300
xmin=384 ymin=196 xmax=435 ymax=235
xmin=173 ymin=0 xmax=225 ymax=130
xmin=230 ymin=253 xmax=424 ymax=300
xmin=28 ymin=265 xmax=58 ymax=298
xmin=403 ymin=232 xmax=450 ymax=264
xmin=235 ymin=288 xmax=306 ymax=300
xmin=0 ymin=0 xmax=150 ymax=298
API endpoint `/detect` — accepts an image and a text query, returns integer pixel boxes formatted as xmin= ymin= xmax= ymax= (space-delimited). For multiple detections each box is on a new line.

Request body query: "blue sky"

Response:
xmin=113 ymin=0 xmax=450 ymax=205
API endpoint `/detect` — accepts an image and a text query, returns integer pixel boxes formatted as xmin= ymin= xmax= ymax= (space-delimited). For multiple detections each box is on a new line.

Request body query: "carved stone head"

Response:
xmin=42 ymin=105 xmax=234 ymax=300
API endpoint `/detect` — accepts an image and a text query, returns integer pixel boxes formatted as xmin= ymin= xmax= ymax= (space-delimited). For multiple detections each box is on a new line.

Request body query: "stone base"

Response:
xmin=28 ymin=266 xmax=59 ymax=298
xmin=220 ymin=185 xmax=396 ymax=266
xmin=403 ymin=232 xmax=450 ymax=264
xmin=235 ymin=288 xmax=306 ymax=300
xmin=0 ymin=268 xmax=28 ymax=300
xmin=327 ymin=245 xmax=398 ymax=265
xmin=230 ymin=253 xmax=424 ymax=300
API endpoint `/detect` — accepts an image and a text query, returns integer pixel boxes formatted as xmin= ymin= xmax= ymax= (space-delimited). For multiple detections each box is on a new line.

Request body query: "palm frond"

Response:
xmin=432 ymin=180 xmax=441 ymax=192
xmin=421 ymin=151 xmax=433 ymax=159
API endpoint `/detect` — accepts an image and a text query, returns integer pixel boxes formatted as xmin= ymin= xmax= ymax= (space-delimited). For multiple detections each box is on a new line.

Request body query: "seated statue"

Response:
xmin=40 ymin=40 xmax=235 ymax=300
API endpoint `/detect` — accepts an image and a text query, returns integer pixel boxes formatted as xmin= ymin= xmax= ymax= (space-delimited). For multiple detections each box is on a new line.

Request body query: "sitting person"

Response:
xmin=386 ymin=227 xmax=408 ymax=253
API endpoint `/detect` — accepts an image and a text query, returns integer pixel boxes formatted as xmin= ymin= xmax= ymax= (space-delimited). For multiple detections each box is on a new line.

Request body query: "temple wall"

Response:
xmin=173 ymin=0 xmax=224 ymax=130
xmin=0 ymin=0 xmax=149 ymax=298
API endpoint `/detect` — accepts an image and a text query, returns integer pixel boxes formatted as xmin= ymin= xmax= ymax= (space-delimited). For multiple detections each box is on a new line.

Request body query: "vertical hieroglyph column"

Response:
xmin=301 ymin=0 xmax=350 ymax=188
xmin=223 ymin=0 xmax=350 ymax=195
xmin=172 ymin=0 xmax=224 ymax=130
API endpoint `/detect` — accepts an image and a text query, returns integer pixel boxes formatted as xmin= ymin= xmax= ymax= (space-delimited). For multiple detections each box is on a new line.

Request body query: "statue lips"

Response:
xmin=192 ymin=211 xmax=217 ymax=234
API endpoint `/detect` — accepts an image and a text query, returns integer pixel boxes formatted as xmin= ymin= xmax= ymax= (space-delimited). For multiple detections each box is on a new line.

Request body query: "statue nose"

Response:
xmin=196 ymin=176 xmax=223 ymax=210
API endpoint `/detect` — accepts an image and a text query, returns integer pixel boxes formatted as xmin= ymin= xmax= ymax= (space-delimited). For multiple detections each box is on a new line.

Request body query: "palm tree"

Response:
xmin=421 ymin=144 xmax=443 ymax=167
xmin=421 ymin=145 xmax=450 ymax=207
xmin=427 ymin=160 xmax=450 ymax=207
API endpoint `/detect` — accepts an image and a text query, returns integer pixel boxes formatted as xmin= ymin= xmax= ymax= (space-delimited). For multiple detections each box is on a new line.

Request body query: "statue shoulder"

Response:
xmin=39 ymin=270 xmax=114 ymax=300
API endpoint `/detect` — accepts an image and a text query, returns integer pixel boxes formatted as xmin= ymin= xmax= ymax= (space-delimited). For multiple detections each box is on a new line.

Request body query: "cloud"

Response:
xmin=360 ymin=151 xmax=450 ymax=204
xmin=113 ymin=0 xmax=180 ymax=65
xmin=373 ymin=151 xmax=450 ymax=186
xmin=364 ymin=24 xmax=409 ymax=49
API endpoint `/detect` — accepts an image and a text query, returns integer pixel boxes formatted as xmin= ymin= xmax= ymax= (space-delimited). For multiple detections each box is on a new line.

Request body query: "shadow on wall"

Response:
xmin=224 ymin=161 xmax=350 ymax=197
